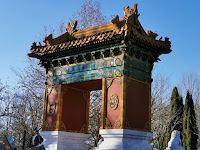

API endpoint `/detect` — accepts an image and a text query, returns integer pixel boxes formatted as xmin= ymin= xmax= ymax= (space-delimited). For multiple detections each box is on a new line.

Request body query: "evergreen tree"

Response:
xmin=183 ymin=92 xmax=198 ymax=150
xmin=164 ymin=87 xmax=183 ymax=148
xmin=183 ymin=92 xmax=189 ymax=149
xmin=186 ymin=108 xmax=192 ymax=150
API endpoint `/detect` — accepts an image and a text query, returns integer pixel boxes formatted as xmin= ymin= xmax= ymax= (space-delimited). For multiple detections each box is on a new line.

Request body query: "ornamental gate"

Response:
xmin=29 ymin=3 xmax=171 ymax=150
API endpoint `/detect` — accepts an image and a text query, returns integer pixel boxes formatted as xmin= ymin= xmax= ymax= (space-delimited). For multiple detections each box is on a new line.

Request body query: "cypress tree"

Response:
xmin=183 ymin=92 xmax=198 ymax=150
xmin=183 ymin=92 xmax=189 ymax=149
xmin=186 ymin=108 xmax=192 ymax=150
xmin=164 ymin=87 xmax=183 ymax=148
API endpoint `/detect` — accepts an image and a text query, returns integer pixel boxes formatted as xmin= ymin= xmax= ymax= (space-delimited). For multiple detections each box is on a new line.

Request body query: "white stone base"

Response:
xmin=40 ymin=131 xmax=89 ymax=150
xmin=97 ymin=129 xmax=152 ymax=150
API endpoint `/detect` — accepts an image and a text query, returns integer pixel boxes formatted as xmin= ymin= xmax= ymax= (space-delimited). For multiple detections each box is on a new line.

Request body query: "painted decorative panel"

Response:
xmin=45 ymin=87 xmax=58 ymax=129
xmin=49 ymin=101 xmax=56 ymax=115
xmin=109 ymin=94 xmax=119 ymax=110
xmin=106 ymin=78 xmax=121 ymax=127
xmin=46 ymin=55 xmax=124 ymax=86
xmin=105 ymin=118 xmax=112 ymax=127
xmin=114 ymin=118 xmax=121 ymax=127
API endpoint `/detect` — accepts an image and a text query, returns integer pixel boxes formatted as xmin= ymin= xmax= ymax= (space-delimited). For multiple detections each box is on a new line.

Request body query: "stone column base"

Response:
xmin=40 ymin=131 xmax=89 ymax=150
xmin=97 ymin=129 xmax=152 ymax=150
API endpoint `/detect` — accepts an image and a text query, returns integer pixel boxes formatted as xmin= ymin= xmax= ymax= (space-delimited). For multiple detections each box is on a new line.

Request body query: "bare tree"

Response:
xmin=8 ymin=58 xmax=45 ymax=149
xmin=151 ymin=74 xmax=172 ymax=149
xmin=178 ymin=72 xmax=200 ymax=104
xmin=69 ymin=0 xmax=107 ymax=30
xmin=87 ymin=90 xmax=102 ymax=149
xmin=1 ymin=0 xmax=106 ymax=149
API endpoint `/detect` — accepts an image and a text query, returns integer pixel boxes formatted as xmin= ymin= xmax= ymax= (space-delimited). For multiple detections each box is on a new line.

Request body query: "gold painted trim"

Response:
xmin=42 ymin=87 xmax=48 ymax=131
xmin=74 ymin=22 xmax=115 ymax=39
xmin=56 ymin=85 xmax=63 ymax=130
xmin=116 ymin=77 xmax=122 ymax=86
xmin=106 ymin=79 xmax=114 ymax=88
xmin=120 ymin=76 xmax=126 ymax=128
xmin=100 ymin=78 xmax=106 ymax=129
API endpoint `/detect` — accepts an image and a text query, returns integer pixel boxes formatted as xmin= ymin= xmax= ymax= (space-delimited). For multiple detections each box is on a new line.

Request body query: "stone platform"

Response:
xmin=97 ymin=129 xmax=152 ymax=150
xmin=40 ymin=131 xmax=89 ymax=150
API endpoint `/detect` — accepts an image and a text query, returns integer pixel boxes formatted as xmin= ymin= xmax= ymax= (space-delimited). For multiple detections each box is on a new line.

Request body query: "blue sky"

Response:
xmin=0 ymin=0 xmax=200 ymax=86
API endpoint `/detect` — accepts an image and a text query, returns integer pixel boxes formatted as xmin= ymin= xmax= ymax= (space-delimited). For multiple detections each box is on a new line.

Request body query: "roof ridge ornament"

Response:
xmin=123 ymin=3 xmax=140 ymax=19
xmin=66 ymin=20 xmax=78 ymax=35
xmin=42 ymin=20 xmax=78 ymax=47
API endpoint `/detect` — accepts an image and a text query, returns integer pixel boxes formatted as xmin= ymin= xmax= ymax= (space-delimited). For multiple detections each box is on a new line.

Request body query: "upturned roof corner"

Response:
xmin=29 ymin=3 xmax=172 ymax=59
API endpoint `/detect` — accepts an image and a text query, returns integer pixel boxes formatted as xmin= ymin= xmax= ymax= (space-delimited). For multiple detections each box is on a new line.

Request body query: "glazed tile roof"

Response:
xmin=29 ymin=3 xmax=171 ymax=59
xmin=30 ymin=27 xmax=124 ymax=56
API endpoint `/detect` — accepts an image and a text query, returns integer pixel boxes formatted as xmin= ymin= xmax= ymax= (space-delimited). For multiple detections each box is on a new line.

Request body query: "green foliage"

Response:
xmin=186 ymin=108 xmax=192 ymax=150
xmin=183 ymin=92 xmax=198 ymax=150
xmin=164 ymin=87 xmax=183 ymax=148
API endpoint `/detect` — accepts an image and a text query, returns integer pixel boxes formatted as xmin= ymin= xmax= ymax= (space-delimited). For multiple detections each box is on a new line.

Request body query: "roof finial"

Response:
xmin=133 ymin=3 xmax=138 ymax=15
xmin=123 ymin=3 xmax=140 ymax=18
xmin=66 ymin=20 xmax=78 ymax=34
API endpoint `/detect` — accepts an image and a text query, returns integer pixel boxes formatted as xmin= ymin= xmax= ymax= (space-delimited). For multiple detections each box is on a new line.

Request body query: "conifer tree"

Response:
xmin=186 ymin=108 xmax=192 ymax=150
xmin=183 ymin=92 xmax=198 ymax=150
xmin=164 ymin=87 xmax=183 ymax=148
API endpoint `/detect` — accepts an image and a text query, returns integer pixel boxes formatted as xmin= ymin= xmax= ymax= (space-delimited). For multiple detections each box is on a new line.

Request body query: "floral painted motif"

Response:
xmin=114 ymin=117 xmax=121 ymax=127
xmin=47 ymin=71 xmax=53 ymax=77
xmin=56 ymin=69 xmax=62 ymax=76
xmin=110 ymin=94 xmax=119 ymax=110
xmin=106 ymin=79 xmax=113 ymax=88
xmin=105 ymin=118 xmax=112 ymax=127
xmin=115 ymin=69 xmax=122 ymax=76
xmin=52 ymin=122 xmax=56 ymax=130
xmin=115 ymin=58 xmax=122 ymax=66
xmin=44 ymin=121 xmax=49 ymax=130
xmin=116 ymin=77 xmax=122 ymax=86
xmin=49 ymin=101 xmax=56 ymax=115
xmin=47 ymin=87 xmax=53 ymax=95
xmin=60 ymin=121 xmax=66 ymax=130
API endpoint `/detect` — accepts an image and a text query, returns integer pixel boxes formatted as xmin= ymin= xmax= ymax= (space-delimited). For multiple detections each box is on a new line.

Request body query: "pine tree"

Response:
xmin=183 ymin=92 xmax=198 ymax=150
xmin=164 ymin=87 xmax=183 ymax=148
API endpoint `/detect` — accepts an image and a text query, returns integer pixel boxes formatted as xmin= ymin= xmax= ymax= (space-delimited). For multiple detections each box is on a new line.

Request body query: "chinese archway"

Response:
xmin=29 ymin=3 xmax=171 ymax=150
